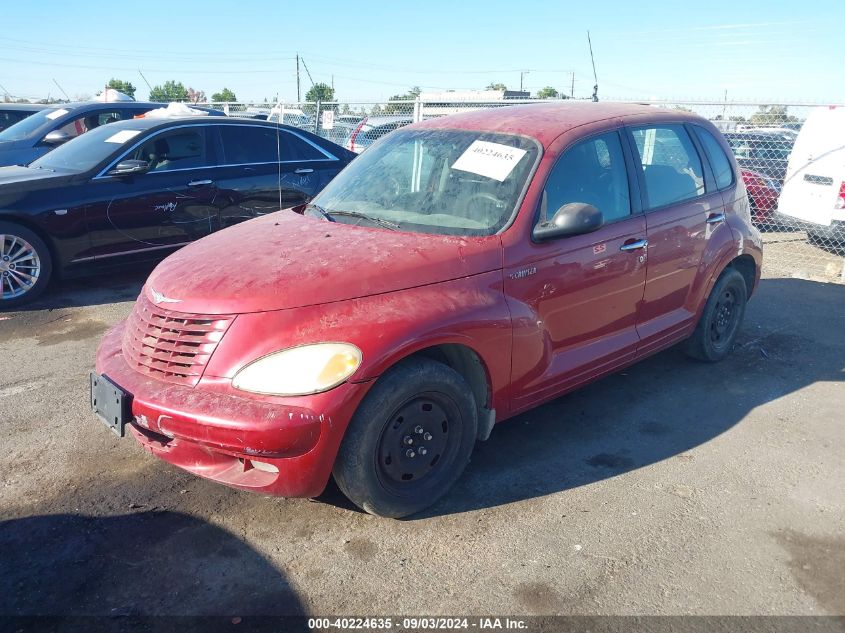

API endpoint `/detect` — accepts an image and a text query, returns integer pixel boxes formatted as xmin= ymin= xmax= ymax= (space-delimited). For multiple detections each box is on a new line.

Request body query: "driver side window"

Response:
xmin=540 ymin=131 xmax=631 ymax=224
xmin=128 ymin=128 xmax=209 ymax=172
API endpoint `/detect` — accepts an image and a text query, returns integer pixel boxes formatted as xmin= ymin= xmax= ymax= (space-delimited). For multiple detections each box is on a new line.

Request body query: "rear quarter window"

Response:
xmin=694 ymin=126 xmax=734 ymax=189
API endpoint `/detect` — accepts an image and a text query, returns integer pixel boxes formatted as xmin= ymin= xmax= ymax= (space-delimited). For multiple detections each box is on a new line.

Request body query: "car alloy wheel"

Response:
xmin=0 ymin=233 xmax=41 ymax=300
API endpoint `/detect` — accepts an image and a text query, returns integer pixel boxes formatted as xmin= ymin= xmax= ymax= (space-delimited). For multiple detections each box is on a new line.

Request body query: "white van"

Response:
xmin=777 ymin=106 xmax=845 ymax=240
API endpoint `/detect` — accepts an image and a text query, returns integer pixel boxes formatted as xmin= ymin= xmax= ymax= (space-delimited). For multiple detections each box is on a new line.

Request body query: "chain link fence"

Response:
xmin=205 ymin=98 xmax=845 ymax=284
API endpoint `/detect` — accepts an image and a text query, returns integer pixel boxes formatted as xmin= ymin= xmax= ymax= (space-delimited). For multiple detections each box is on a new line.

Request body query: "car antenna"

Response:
xmin=52 ymin=78 xmax=70 ymax=102
xmin=587 ymin=31 xmax=599 ymax=102
xmin=276 ymin=100 xmax=283 ymax=211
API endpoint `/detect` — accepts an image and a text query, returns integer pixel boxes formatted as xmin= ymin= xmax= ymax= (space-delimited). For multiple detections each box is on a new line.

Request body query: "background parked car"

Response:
xmin=0 ymin=101 xmax=168 ymax=167
xmin=343 ymin=115 xmax=413 ymax=153
xmin=723 ymin=132 xmax=793 ymax=182
xmin=0 ymin=103 xmax=47 ymax=132
xmin=740 ymin=168 xmax=780 ymax=227
xmin=0 ymin=117 xmax=354 ymax=306
xmin=776 ymin=105 xmax=845 ymax=242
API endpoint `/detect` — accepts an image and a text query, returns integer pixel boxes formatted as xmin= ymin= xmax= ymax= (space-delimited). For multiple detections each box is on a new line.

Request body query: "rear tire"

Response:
xmin=684 ymin=267 xmax=747 ymax=362
xmin=333 ymin=358 xmax=478 ymax=518
xmin=0 ymin=221 xmax=52 ymax=309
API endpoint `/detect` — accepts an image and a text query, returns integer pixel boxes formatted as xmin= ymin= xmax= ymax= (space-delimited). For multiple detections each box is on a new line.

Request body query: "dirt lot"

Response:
xmin=0 ymin=265 xmax=843 ymax=618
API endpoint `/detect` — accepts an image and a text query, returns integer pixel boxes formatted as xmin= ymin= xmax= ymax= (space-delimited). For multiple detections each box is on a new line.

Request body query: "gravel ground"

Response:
xmin=0 ymin=266 xmax=843 ymax=618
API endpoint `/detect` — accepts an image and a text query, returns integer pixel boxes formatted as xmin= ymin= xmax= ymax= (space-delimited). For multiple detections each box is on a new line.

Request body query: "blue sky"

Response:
xmin=1 ymin=0 xmax=840 ymax=103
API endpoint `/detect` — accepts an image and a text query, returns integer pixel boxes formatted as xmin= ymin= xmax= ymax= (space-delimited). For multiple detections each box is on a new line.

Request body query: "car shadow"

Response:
xmin=4 ymin=265 xmax=153 ymax=313
xmin=414 ymin=277 xmax=845 ymax=519
xmin=0 ymin=511 xmax=305 ymax=619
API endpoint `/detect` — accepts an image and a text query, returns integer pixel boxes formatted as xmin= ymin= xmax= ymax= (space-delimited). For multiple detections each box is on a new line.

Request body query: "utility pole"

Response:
xmin=519 ymin=70 xmax=530 ymax=93
xmin=296 ymin=54 xmax=301 ymax=102
xmin=570 ymin=72 xmax=575 ymax=98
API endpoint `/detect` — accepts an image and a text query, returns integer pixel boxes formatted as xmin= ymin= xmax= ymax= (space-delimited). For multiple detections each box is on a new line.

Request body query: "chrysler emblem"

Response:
xmin=150 ymin=288 xmax=181 ymax=305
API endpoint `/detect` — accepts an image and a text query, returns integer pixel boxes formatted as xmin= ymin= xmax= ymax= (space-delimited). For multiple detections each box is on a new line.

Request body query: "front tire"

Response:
xmin=0 ymin=221 xmax=52 ymax=309
xmin=333 ymin=358 xmax=478 ymax=518
xmin=684 ymin=267 xmax=748 ymax=362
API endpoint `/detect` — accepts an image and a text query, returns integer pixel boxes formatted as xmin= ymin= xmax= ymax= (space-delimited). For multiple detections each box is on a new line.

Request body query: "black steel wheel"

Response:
xmin=333 ymin=358 xmax=478 ymax=518
xmin=684 ymin=267 xmax=748 ymax=362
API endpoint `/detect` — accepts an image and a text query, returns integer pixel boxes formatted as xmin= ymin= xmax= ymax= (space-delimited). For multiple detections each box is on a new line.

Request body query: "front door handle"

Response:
xmin=706 ymin=212 xmax=726 ymax=224
xmin=620 ymin=238 xmax=648 ymax=252
xmin=188 ymin=179 xmax=213 ymax=187
xmin=294 ymin=168 xmax=314 ymax=174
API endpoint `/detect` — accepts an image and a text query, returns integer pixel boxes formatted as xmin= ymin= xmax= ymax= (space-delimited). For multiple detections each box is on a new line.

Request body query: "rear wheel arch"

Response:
xmin=728 ymin=254 xmax=757 ymax=298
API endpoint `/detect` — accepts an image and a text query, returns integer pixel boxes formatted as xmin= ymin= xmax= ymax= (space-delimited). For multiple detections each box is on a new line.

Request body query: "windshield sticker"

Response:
xmin=104 ymin=130 xmax=142 ymax=144
xmin=45 ymin=109 xmax=69 ymax=120
xmin=451 ymin=140 xmax=528 ymax=182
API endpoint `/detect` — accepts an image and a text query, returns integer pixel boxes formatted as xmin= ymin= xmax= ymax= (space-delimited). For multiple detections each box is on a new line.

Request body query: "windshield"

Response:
xmin=0 ymin=107 xmax=73 ymax=142
xmin=29 ymin=125 xmax=145 ymax=173
xmin=312 ymin=128 xmax=539 ymax=236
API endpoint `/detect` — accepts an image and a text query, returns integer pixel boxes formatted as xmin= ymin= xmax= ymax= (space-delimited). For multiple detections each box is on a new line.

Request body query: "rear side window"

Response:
xmin=219 ymin=125 xmax=280 ymax=164
xmin=541 ymin=131 xmax=631 ymax=224
xmin=694 ymin=127 xmax=733 ymax=189
xmin=630 ymin=125 xmax=705 ymax=208
xmin=282 ymin=131 xmax=329 ymax=161
xmin=219 ymin=126 xmax=329 ymax=163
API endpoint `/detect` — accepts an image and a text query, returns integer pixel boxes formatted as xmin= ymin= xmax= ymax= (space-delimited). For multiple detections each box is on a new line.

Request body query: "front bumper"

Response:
xmin=95 ymin=322 xmax=371 ymax=497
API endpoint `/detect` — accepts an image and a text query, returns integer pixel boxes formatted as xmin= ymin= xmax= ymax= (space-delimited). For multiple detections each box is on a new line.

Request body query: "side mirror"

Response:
xmin=107 ymin=159 xmax=150 ymax=177
xmin=533 ymin=202 xmax=603 ymax=241
xmin=42 ymin=130 xmax=71 ymax=146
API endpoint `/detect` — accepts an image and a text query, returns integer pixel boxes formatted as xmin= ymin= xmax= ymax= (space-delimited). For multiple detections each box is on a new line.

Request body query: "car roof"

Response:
xmin=0 ymin=103 xmax=47 ymax=112
xmin=100 ymin=116 xmax=305 ymax=134
xmin=413 ymin=101 xmax=688 ymax=147
xmin=361 ymin=115 xmax=414 ymax=126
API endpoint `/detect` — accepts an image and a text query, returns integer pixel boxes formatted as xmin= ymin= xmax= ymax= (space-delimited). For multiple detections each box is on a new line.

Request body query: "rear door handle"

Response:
xmin=294 ymin=168 xmax=314 ymax=174
xmin=620 ymin=239 xmax=648 ymax=252
xmin=188 ymin=179 xmax=213 ymax=186
xmin=706 ymin=212 xmax=726 ymax=224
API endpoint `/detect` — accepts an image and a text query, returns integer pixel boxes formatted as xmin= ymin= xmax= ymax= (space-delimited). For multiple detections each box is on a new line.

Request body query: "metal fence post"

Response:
xmin=315 ymin=100 xmax=321 ymax=135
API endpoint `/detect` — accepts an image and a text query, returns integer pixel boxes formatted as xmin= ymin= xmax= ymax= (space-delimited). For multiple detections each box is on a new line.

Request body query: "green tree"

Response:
xmin=148 ymin=80 xmax=189 ymax=103
xmin=383 ymin=86 xmax=421 ymax=114
xmin=536 ymin=86 xmax=559 ymax=99
xmin=749 ymin=105 xmax=798 ymax=127
xmin=486 ymin=82 xmax=507 ymax=91
xmin=101 ymin=78 xmax=136 ymax=99
xmin=305 ymin=82 xmax=335 ymax=102
xmin=212 ymin=87 xmax=238 ymax=102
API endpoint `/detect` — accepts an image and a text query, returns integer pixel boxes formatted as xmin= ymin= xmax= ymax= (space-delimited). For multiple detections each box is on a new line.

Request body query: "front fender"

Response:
xmin=203 ymin=270 xmax=513 ymax=415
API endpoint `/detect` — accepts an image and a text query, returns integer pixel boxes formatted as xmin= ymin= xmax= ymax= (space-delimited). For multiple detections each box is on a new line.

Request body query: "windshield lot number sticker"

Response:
xmin=45 ymin=109 xmax=69 ymax=120
xmin=452 ymin=140 xmax=527 ymax=182
xmin=105 ymin=130 xmax=142 ymax=144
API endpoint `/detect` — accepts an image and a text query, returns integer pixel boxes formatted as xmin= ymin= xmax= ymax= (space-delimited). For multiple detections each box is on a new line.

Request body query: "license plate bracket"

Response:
xmin=90 ymin=372 xmax=132 ymax=437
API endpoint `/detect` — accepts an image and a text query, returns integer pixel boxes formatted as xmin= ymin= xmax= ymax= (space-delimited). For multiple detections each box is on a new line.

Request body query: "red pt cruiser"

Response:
xmin=93 ymin=103 xmax=762 ymax=517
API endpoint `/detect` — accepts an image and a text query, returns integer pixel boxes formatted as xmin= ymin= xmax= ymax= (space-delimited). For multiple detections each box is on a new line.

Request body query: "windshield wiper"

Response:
xmin=329 ymin=210 xmax=400 ymax=231
xmin=304 ymin=202 xmax=334 ymax=222
xmin=304 ymin=203 xmax=399 ymax=231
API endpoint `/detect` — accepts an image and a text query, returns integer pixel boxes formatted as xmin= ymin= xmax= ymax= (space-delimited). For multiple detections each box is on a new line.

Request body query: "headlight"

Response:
xmin=232 ymin=343 xmax=362 ymax=396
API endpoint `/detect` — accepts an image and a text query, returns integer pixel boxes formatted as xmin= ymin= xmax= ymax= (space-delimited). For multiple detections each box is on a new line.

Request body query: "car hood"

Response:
xmin=0 ymin=166 xmax=76 ymax=205
xmin=144 ymin=211 xmax=503 ymax=315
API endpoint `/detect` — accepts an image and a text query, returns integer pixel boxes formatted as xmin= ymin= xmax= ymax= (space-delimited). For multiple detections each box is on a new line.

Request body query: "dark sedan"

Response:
xmin=0 ymin=117 xmax=355 ymax=306
xmin=0 ymin=101 xmax=175 ymax=167
xmin=0 ymin=103 xmax=47 ymax=133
